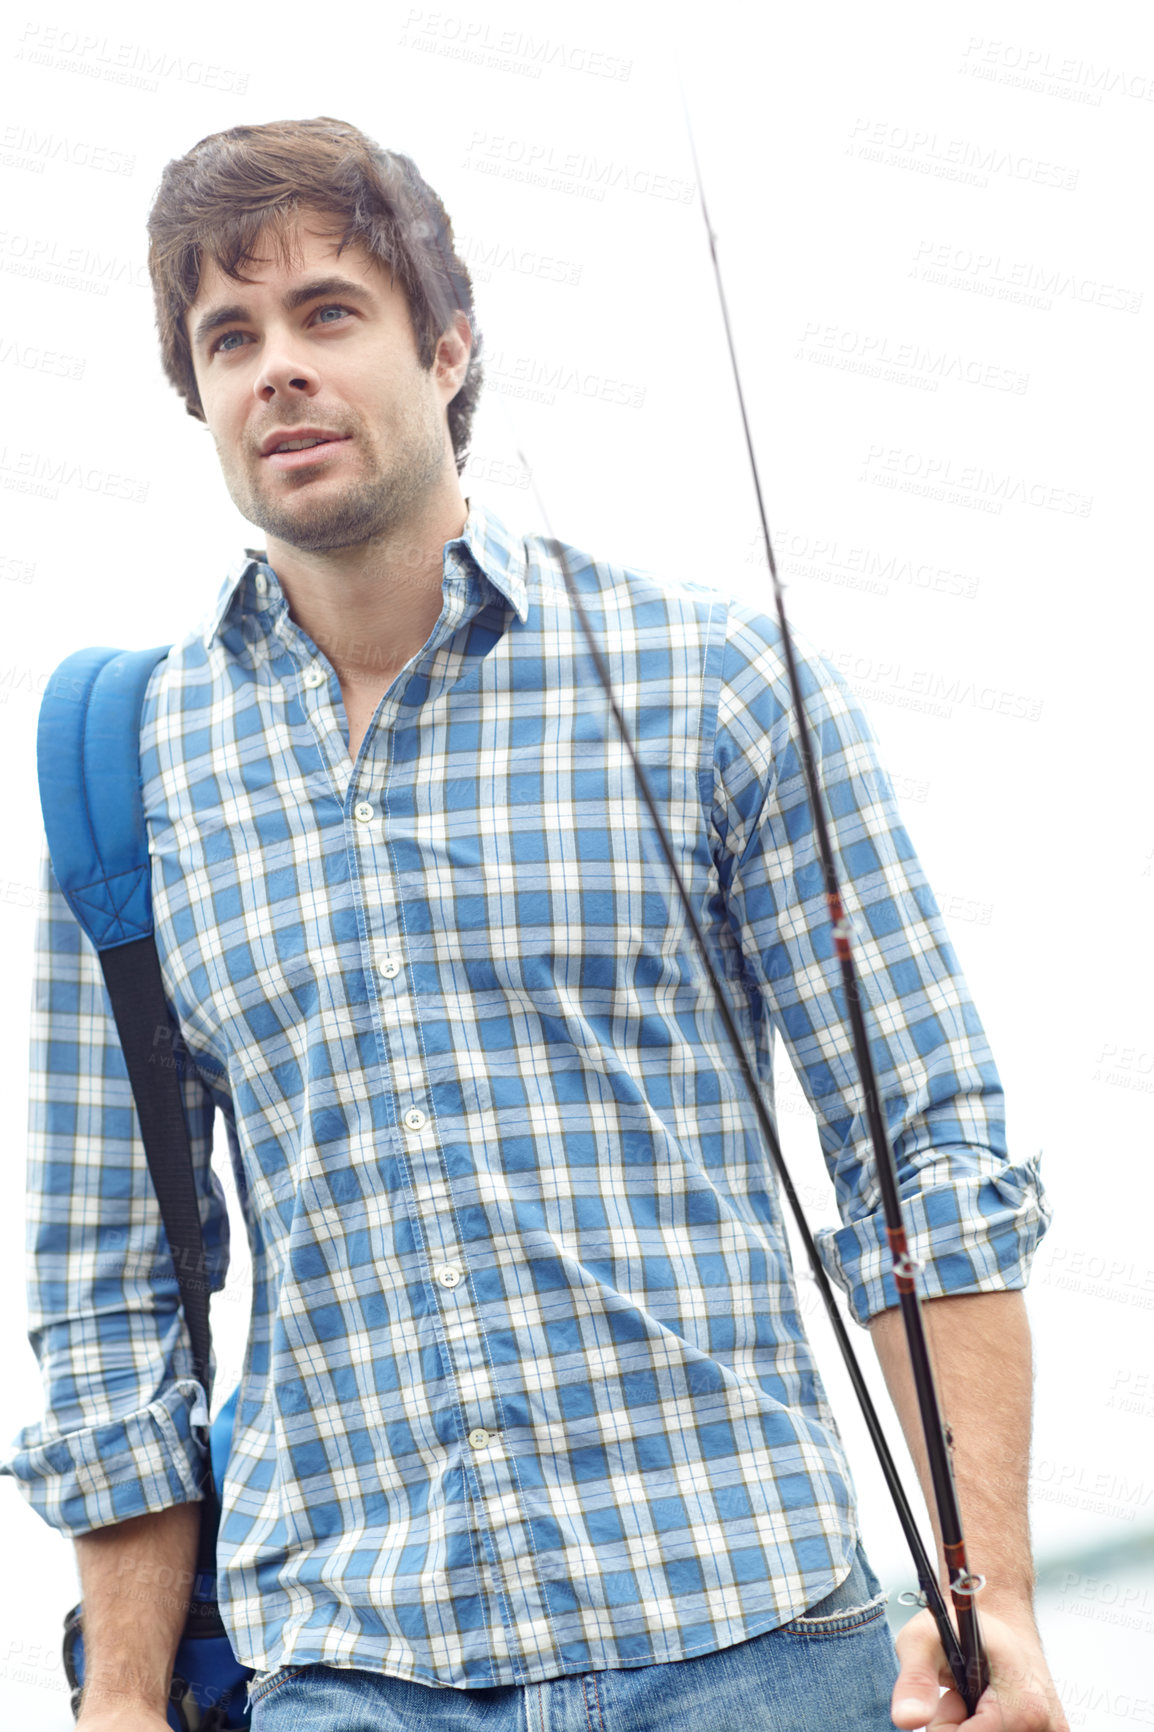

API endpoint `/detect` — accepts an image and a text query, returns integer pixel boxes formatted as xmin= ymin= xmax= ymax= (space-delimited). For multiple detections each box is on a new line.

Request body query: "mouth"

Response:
xmin=261 ymin=436 xmax=351 ymax=471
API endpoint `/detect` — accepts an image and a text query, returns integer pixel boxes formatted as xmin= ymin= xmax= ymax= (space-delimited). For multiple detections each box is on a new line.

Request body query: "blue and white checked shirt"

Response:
xmin=4 ymin=501 xmax=1049 ymax=1688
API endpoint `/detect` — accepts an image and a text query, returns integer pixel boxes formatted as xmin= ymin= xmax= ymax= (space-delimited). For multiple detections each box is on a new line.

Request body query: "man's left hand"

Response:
xmin=890 ymin=1604 xmax=1069 ymax=1730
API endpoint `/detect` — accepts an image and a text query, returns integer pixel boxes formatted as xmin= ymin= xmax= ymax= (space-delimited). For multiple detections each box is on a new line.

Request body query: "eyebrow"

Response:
xmin=190 ymin=275 xmax=375 ymax=352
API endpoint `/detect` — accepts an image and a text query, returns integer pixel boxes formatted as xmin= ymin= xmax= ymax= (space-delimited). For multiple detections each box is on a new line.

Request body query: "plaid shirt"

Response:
xmin=2 ymin=500 xmax=1049 ymax=1687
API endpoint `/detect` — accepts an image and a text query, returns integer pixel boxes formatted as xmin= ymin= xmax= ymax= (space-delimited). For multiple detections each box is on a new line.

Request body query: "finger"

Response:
xmin=970 ymin=1672 xmax=1062 ymax=1731
xmin=892 ymin=1618 xmax=952 ymax=1729
xmin=924 ymin=1688 xmax=969 ymax=1731
xmin=936 ymin=1677 xmax=1050 ymax=1732
xmin=893 ymin=1677 xmax=952 ymax=1729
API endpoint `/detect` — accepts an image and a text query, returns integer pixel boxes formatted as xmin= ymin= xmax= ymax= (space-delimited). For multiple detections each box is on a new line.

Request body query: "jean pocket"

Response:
xmin=775 ymin=1543 xmax=888 ymax=1637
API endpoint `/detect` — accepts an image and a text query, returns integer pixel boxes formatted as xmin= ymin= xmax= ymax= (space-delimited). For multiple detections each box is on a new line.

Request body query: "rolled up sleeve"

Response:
xmin=713 ymin=605 xmax=1051 ymax=1326
xmin=0 ymin=842 xmax=229 ymax=1536
xmin=814 ymin=1147 xmax=1049 ymax=1325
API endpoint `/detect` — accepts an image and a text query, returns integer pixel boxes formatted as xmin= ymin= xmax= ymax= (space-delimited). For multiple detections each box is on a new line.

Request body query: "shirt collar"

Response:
xmin=452 ymin=497 xmax=530 ymax=623
xmin=201 ymin=496 xmax=530 ymax=649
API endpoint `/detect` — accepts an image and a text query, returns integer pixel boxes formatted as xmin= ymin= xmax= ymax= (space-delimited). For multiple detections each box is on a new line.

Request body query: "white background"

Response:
xmin=0 ymin=1 xmax=1150 ymax=1725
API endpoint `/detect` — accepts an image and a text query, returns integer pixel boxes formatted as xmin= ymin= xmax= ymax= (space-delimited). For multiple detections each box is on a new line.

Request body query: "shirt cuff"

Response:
xmin=815 ymin=1151 xmax=1052 ymax=1326
xmin=0 ymin=1377 xmax=209 ymax=1539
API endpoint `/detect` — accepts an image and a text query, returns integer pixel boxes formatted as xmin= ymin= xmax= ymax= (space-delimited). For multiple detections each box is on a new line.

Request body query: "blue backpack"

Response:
xmin=37 ymin=646 xmax=252 ymax=1731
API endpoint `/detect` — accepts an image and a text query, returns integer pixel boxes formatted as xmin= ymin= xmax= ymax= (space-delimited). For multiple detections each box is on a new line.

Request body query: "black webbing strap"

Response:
xmin=98 ymin=936 xmax=222 ymax=1583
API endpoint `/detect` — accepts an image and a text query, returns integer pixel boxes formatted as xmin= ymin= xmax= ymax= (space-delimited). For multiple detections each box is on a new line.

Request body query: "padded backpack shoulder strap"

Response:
xmin=36 ymin=645 xmax=172 ymax=950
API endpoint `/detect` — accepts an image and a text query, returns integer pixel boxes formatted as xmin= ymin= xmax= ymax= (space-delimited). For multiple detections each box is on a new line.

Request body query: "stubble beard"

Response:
xmin=227 ymin=402 xmax=448 ymax=556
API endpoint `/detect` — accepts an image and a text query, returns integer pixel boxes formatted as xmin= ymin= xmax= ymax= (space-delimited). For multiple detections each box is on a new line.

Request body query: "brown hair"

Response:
xmin=146 ymin=116 xmax=482 ymax=472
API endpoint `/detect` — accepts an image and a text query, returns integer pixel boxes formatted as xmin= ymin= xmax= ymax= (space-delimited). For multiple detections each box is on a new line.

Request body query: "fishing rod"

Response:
xmin=674 ymin=88 xmax=988 ymax=1707
xmin=497 ymin=92 xmax=990 ymax=1715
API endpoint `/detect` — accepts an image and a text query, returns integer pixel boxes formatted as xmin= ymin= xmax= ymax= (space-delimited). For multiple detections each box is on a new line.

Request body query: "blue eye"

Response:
xmin=211 ymin=304 xmax=353 ymax=355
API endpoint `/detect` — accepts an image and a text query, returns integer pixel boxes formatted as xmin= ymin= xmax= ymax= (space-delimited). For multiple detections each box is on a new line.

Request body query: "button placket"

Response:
xmin=328 ymin=576 xmax=515 ymax=1553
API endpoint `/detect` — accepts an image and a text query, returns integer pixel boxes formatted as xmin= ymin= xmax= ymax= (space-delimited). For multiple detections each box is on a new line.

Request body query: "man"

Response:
xmin=2 ymin=117 xmax=1064 ymax=1730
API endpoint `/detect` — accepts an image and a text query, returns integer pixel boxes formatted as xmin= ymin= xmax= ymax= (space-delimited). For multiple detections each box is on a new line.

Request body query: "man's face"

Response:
xmin=185 ymin=209 xmax=467 ymax=554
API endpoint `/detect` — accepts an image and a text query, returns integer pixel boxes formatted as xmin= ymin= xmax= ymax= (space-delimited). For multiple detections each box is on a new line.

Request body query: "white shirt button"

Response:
xmin=302 ymin=664 xmax=325 ymax=688
xmin=403 ymin=1108 xmax=427 ymax=1132
xmin=376 ymin=952 xmax=402 ymax=980
xmin=468 ymin=1429 xmax=492 ymax=1449
xmin=253 ymin=571 xmax=268 ymax=596
xmin=435 ymin=1264 xmax=463 ymax=1289
xmin=353 ymin=802 xmax=376 ymax=824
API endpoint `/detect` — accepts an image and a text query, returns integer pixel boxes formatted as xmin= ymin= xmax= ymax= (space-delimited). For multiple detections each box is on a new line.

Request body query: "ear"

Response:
xmin=434 ymin=311 xmax=473 ymax=401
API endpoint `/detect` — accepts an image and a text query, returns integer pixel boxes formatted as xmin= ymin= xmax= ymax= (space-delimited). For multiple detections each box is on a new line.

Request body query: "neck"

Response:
xmin=267 ymin=487 xmax=469 ymax=688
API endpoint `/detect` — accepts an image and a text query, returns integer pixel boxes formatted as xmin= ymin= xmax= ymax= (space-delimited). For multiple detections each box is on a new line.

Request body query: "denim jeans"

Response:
xmin=247 ymin=1542 xmax=900 ymax=1730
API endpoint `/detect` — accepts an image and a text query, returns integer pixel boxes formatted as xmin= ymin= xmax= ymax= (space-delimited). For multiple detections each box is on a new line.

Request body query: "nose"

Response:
xmin=254 ymin=334 xmax=320 ymax=403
